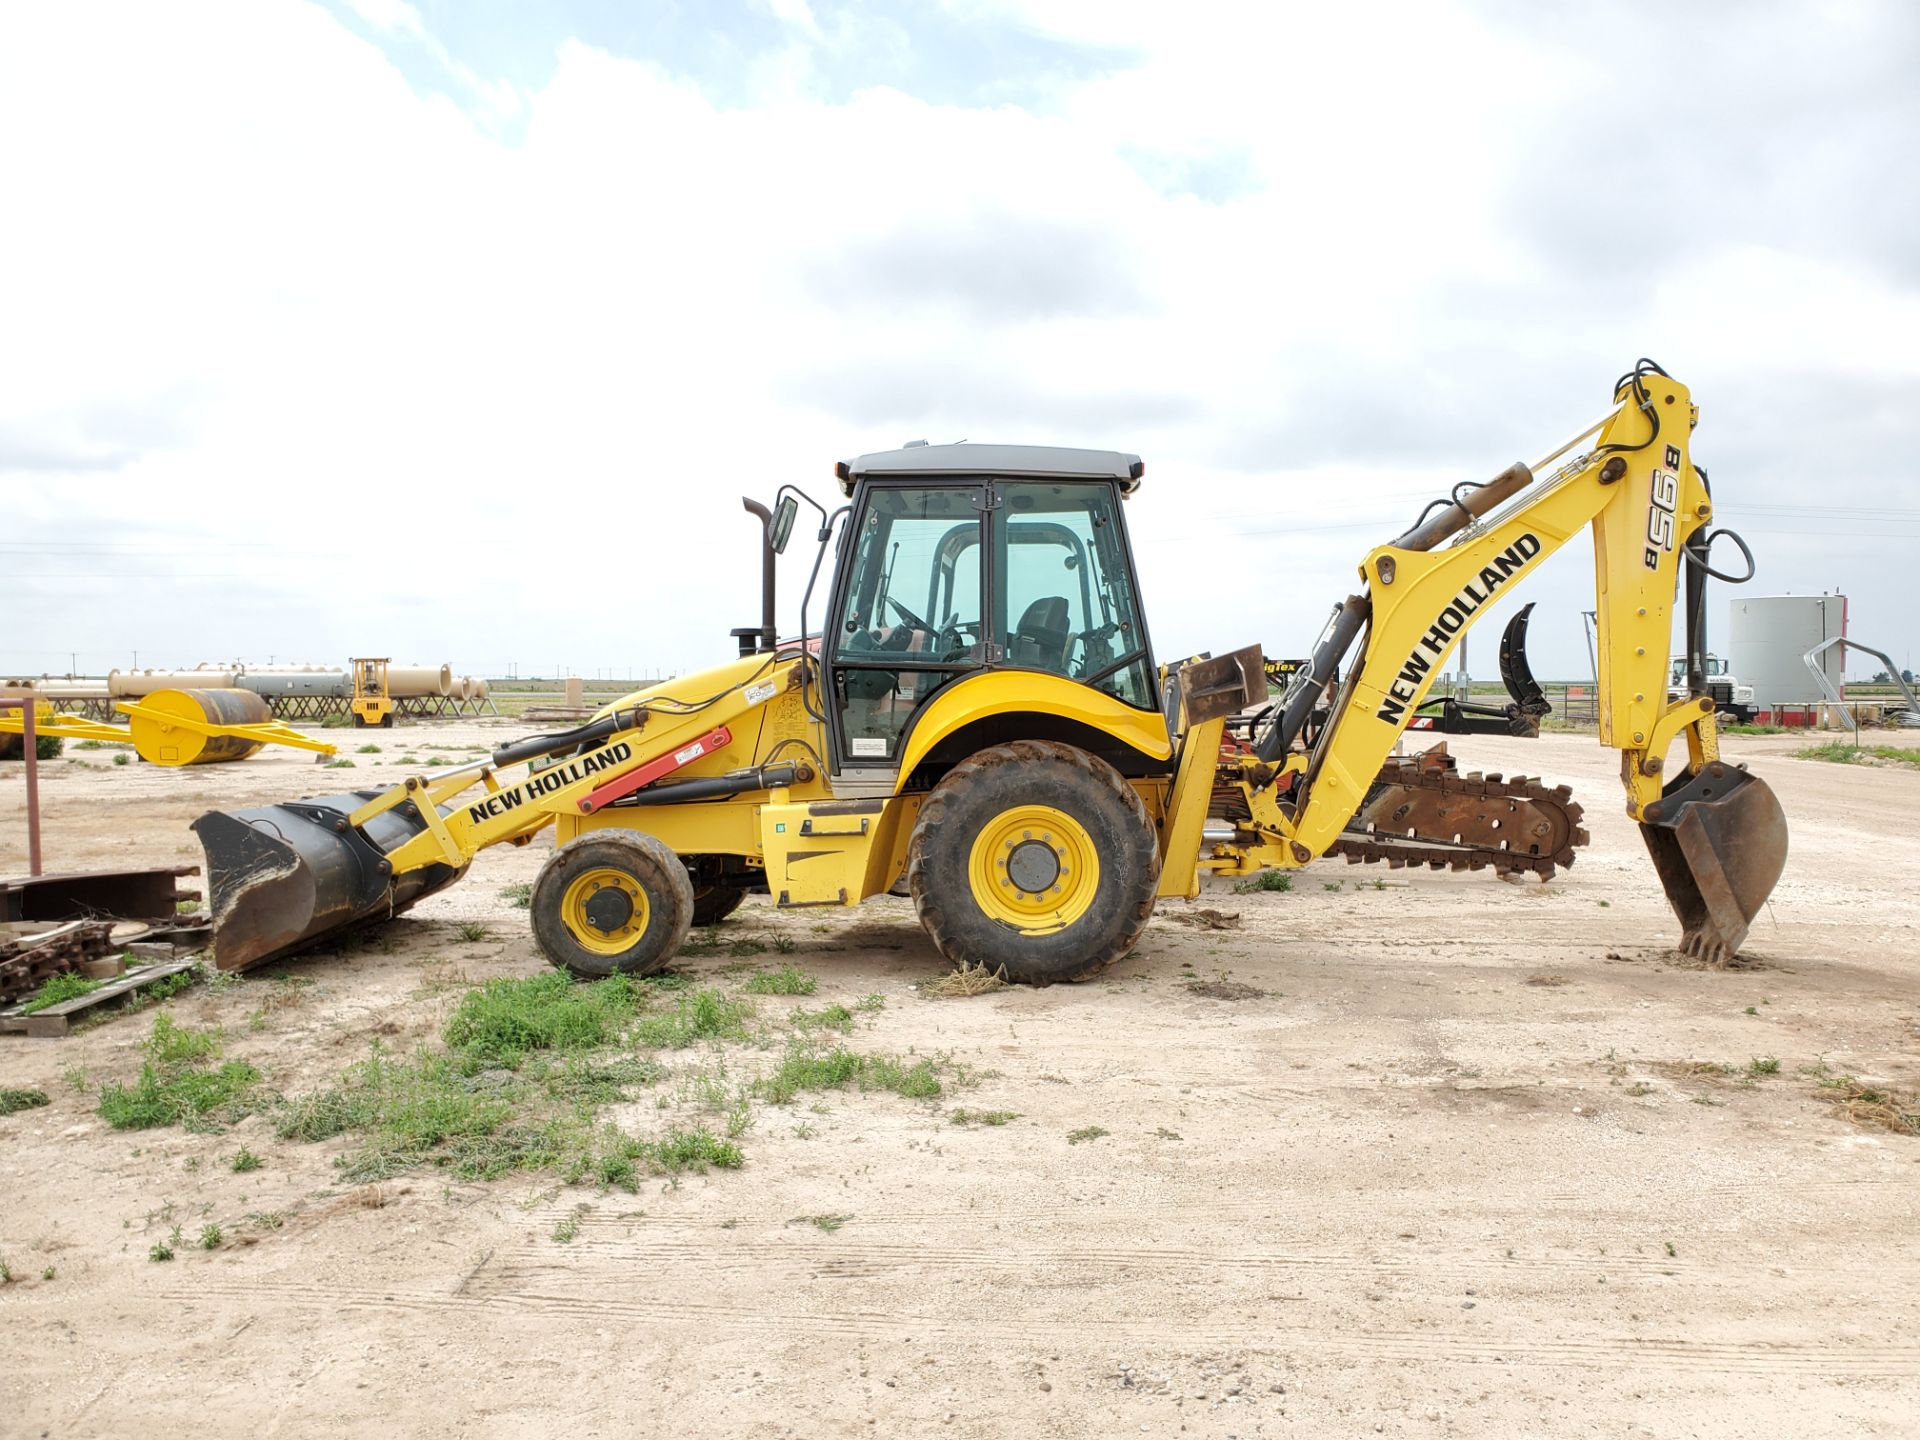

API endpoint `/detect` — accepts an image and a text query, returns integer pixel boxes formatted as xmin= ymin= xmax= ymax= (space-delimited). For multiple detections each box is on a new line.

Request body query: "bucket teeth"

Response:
xmin=1639 ymin=764 xmax=1788 ymax=966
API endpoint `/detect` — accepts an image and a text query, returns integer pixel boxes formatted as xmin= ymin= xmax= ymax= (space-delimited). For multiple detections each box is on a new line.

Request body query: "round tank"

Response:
xmin=125 ymin=688 xmax=273 ymax=765
xmin=388 ymin=664 xmax=454 ymax=698
xmin=469 ymin=677 xmax=491 ymax=700
xmin=237 ymin=670 xmax=349 ymax=698
xmin=110 ymin=668 xmax=238 ymax=698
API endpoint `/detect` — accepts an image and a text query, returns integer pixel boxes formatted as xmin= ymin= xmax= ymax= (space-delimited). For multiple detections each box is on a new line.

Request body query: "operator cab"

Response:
xmin=824 ymin=444 xmax=1157 ymax=780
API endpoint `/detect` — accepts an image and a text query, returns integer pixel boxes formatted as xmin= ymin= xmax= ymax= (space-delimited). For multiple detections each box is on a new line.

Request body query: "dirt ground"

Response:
xmin=1 ymin=723 xmax=1916 ymax=1438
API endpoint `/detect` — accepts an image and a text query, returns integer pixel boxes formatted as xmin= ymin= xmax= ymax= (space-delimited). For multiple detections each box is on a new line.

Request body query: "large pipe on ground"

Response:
xmin=388 ymin=664 xmax=454 ymax=698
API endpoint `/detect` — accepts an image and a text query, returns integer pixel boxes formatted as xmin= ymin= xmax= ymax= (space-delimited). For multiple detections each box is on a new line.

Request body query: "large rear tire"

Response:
xmin=908 ymin=740 xmax=1158 ymax=986
xmin=531 ymin=830 xmax=694 ymax=979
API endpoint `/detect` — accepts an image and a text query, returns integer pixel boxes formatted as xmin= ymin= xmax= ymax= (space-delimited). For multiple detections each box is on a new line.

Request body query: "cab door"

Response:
xmin=826 ymin=483 xmax=988 ymax=775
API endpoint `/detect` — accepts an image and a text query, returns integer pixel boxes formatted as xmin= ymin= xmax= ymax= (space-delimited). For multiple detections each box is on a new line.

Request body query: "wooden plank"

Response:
xmin=2 ymin=958 xmax=198 ymax=1039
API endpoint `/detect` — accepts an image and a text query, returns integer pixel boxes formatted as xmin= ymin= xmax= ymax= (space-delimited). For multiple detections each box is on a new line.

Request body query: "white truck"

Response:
xmin=1668 ymin=653 xmax=1758 ymax=724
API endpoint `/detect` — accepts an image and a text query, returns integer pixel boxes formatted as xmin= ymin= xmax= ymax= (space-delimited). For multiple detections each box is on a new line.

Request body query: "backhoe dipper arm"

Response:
xmin=1228 ymin=366 xmax=1787 ymax=962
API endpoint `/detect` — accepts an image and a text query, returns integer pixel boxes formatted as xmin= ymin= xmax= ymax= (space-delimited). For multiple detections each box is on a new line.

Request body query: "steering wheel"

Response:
xmin=886 ymin=596 xmax=932 ymax=630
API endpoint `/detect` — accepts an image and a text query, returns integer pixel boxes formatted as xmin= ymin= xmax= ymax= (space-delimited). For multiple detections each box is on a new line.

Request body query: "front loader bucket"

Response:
xmin=1639 ymin=763 xmax=1787 ymax=965
xmin=192 ymin=792 xmax=467 ymax=972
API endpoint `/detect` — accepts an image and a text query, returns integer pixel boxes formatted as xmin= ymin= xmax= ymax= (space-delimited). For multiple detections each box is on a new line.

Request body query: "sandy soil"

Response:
xmin=1 ymin=723 xmax=1916 ymax=1438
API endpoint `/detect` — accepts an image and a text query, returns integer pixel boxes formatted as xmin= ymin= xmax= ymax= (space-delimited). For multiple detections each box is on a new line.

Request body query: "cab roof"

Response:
xmin=836 ymin=442 xmax=1143 ymax=497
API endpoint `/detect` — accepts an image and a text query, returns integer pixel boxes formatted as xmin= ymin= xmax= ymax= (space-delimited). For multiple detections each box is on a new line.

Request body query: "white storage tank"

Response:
xmin=1728 ymin=593 xmax=1846 ymax=722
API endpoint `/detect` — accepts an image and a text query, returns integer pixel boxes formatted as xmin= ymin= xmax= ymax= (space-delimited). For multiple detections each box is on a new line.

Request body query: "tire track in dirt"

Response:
xmin=160 ymin=1280 xmax=1920 ymax=1378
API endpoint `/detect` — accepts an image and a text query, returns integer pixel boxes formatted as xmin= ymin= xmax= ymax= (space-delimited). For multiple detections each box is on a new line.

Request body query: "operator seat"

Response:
xmin=1011 ymin=596 xmax=1072 ymax=673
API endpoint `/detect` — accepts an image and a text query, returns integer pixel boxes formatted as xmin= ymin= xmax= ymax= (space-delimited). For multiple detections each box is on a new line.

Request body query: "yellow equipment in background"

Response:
xmin=351 ymin=657 xmax=395 ymax=728
xmin=1 ymin=689 xmax=336 ymax=765
xmin=196 ymin=362 xmax=1787 ymax=977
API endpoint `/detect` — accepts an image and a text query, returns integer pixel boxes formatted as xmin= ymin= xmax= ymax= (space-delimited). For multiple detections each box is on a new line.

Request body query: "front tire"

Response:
xmin=908 ymin=740 xmax=1158 ymax=985
xmin=531 ymin=830 xmax=694 ymax=978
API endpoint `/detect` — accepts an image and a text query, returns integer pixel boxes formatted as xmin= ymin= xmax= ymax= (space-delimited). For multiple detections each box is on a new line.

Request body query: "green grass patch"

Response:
xmin=356 ymin=743 xmax=382 ymax=754
xmin=324 ymin=758 xmax=356 ymax=769
xmin=95 ymin=1015 xmax=258 ymax=1131
xmin=443 ymin=972 xmax=644 ymax=1068
xmin=231 ymin=1146 xmax=262 ymax=1172
xmin=949 ymin=1108 xmax=1017 ymax=1127
xmin=744 ymin=965 xmax=816 ymax=995
xmin=1721 ymin=724 xmax=1785 ymax=735
xmin=1067 ymin=1125 xmax=1110 ymax=1144
xmin=756 ymin=1045 xmax=945 ymax=1105
xmin=99 ymin=1060 xmax=260 ymax=1131
xmin=1232 ymin=870 xmax=1293 ymax=894
xmin=1793 ymin=741 xmax=1918 ymax=768
xmin=19 ymin=971 xmax=102 ymax=1014
xmin=499 ymin=882 xmax=533 ymax=909
xmin=0 ymin=1088 xmax=51 ymax=1116
xmin=791 ymin=1004 xmax=855 ymax=1033
xmin=144 ymin=1014 xmax=222 ymax=1065
xmin=632 ymin=988 xmax=753 ymax=1049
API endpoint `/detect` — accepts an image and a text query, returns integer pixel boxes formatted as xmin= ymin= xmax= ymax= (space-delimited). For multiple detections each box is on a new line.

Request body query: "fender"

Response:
xmin=892 ymin=669 xmax=1172 ymax=790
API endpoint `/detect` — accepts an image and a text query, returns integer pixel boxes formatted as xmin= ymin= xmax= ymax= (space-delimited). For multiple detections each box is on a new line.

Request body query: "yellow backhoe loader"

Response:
xmin=195 ymin=361 xmax=1786 ymax=980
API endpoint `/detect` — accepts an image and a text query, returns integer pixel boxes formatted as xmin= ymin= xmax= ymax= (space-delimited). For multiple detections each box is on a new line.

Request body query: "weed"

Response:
xmin=1748 ymin=1056 xmax=1780 ymax=1076
xmin=145 ymin=1014 xmax=222 ymax=1065
xmin=176 ymin=897 xmax=203 ymax=914
xmin=113 ymin=752 xmax=131 ymax=766
xmin=552 ymin=1212 xmax=580 ymax=1244
xmin=455 ymin=920 xmax=491 ymax=944
xmin=98 ymin=1060 xmax=260 ymax=1131
xmin=855 ymin=994 xmax=884 ymax=1013
xmin=231 ymin=1147 xmax=262 ymax=1173
xmin=923 ymin=962 xmax=1007 ymax=998
xmin=1817 ymin=1076 xmax=1920 ymax=1136
xmin=632 ymin=988 xmax=752 ymax=1049
xmin=792 ymin=1213 xmax=850 ymax=1233
xmin=757 ymin=1045 xmax=945 ymax=1104
xmin=1067 ymin=1125 xmax=1109 ymax=1144
xmin=1626 ymin=1082 xmax=1654 ymax=1097
xmin=1526 ymin=974 xmax=1569 ymax=988
xmin=499 ymin=882 xmax=534 ymax=909
xmin=426 ymin=756 xmax=447 ymax=766
xmin=1155 ymin=1127 xmax=1183 ymax=1140
xmin=1721 ymin=724 xmax=1785 ymax=736
xmin=149 ymin=1240 xmax=174 ymax=1262
xmin=773 ymin=936 xmax=798 ymax=955
xmin=1322 ymin=882 xmax=1342 ymax=892
xmin=1597 ymin=899 xmax=1611 ymax=907
xmin=1792 ymin=741 xmax=1918 ymax=769
xmin=1371 ymin=878 xmax=1387 ymax=891
xmin=356 ymin=743 xmax=383 ymax=754
xmin=0 ymin=1260 xmax=10 ymax=1283
xmin=200 ymin=1223 xmax=223 ymax=1250
xmin=319 ymin=714 xmax=351 ymax=729
xmin=247 ymin=1210 xmax=285 ymax=1230
xmin=1744 ymin=1006 xmax=1759 ymax=1016
xmin=324 ymin=758 xmax=357 ymax=769
xmin=142 ymin=968 xmax=201 ymax=1005
xmin=792 ymin=1004 xmax=854 ymax=1033
xmin=1665 ymin=1241 xmax=1677 ymax=1258
xmin=1232 ymin=870 xmax=1292 ymax=894
xmin=744 ymin=965 xmax=816 ymax=996
xmin=445 ymin=972 xmax=643 ymax=1067
xmin=41 ymin=1267 xmax=53 ymax=1281
xmin=0 ymin=1088 xmax=51 ymax=1115
xmin=20 ymin=972 xmax=103 ymax=1014
xmin=587 ymin=1126 xmax=743 ymax=1188
xmin=949 ymin=1109 xmax=1017 ymax=1127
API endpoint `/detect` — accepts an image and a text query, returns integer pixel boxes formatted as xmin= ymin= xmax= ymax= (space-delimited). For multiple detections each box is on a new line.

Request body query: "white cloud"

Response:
xmin=1 ymin=0 xmax=1914 ymax=688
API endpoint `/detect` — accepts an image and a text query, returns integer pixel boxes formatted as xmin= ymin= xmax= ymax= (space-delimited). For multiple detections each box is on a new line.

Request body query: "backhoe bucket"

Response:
xmin=192 ymin=793 xmax=467 ymax=972
xmin=1639 ymin=763 xmax=1787 ymax=965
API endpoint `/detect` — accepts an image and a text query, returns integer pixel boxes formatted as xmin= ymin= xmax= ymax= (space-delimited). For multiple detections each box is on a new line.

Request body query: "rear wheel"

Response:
xmin=908 ymin=740 xmax=1158 ymax=986
xmin=531 ymin=830 xmax=694 ymax=978
xmin=691 ymin=882 xmax=746 ymax=927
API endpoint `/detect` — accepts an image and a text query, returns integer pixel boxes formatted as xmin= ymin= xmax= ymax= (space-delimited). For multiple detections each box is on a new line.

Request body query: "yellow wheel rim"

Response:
xmin=966 ymin=804 xmax=1100 ymax=935
xmin=560 ymin=867 xmax=650 ymax=956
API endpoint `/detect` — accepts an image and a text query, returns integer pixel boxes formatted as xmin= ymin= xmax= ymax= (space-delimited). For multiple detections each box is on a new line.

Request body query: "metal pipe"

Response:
xmin=21 ymin=698 xmax=41 ymax=876
xmin=489 ymin=708 xmax=644 ymax=769
xmin=742 ymin=498 xmax=777 ymax=653
xmin=1390 ymin=462 xmax=1535 ymax=553
xmin=1257 ymin=595 xmax=1370 ymax=762
xmin=619 ymin=761 xmax=810 ymax=806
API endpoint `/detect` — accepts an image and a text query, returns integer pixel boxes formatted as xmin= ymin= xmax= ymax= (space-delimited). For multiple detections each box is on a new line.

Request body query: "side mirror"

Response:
xmin=770 ymin=495 xmax=798 ymax=554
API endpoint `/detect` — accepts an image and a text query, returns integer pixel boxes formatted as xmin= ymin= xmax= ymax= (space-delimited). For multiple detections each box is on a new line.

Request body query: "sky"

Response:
xmin=2 ymin=0 xmax=1916 ymax=684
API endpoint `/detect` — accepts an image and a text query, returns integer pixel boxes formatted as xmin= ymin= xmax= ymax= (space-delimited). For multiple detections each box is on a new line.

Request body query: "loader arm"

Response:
xmin=1216 ymin=363 xmax=1786 ymax=962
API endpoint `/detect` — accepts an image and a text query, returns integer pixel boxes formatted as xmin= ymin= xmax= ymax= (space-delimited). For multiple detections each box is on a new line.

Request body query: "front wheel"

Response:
xmin=531 ymin=830 xmax=694 ymax=978
xmin=908 ymin=740 xmax=1159 ymax=986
